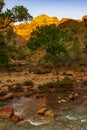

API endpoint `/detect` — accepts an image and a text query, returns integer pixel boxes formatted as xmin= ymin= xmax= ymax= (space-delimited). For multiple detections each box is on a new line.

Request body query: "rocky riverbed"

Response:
xmin=0 ymin=67 xmax=87 ymax=130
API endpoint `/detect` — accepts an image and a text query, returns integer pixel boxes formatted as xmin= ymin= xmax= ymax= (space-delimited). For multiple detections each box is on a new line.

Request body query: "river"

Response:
xmin=0 ymin=96 xmax=87 ymax=130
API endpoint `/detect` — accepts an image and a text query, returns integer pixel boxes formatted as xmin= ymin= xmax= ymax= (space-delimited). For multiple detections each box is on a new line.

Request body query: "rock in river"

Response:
xmin=0 ymin=106 xmax=14 ymax=118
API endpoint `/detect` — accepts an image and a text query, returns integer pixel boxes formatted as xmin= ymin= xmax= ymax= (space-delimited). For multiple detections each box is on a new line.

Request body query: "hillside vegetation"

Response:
xmin=26 ymin=14 xmax=87 ymax=69
xmin=0 ymin=4 xmax=87 ymax=69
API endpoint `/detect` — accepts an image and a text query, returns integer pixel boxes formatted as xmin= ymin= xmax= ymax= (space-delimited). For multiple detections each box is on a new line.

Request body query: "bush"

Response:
xmin=27 ymin=25 xmax=67 ymax=72
xmin=24 ymin=80 xmax=34 ymax=86
xmin=0 ymin=47 xmax=10 ymax=66
xmin=39 ymin=77 xmax=76 ymax=91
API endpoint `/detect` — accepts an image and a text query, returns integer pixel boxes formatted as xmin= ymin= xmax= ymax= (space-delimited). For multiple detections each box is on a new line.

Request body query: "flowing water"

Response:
xmin=0 ymin=96 xmax=87 ymax=130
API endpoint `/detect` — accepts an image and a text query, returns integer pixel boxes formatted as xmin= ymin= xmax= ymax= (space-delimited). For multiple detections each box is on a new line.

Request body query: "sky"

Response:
xmin=4 ymin=0 xmax=87 ymax=20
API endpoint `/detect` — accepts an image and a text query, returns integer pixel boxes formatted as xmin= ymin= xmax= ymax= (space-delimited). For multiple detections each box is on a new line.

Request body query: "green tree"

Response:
xmin=0 ymin=32 xmax=10 ymax=66
xmin=0 ymin=0 xmax=33 ymax=66
xmin=64 ymin=26 xmax=82 ymax=66
xmin=27 ymin=24 xmax=68 ymax=72
xmin=0 ymin=0 xmax=33 ymax=29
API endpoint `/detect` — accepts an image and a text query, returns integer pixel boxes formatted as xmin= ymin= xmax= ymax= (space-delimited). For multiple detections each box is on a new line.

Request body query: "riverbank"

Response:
xmin=0 ymin=66 xmax=87 ymax=129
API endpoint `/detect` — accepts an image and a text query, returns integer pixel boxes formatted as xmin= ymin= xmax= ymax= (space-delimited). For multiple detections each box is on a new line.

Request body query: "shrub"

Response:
xmin=24 ymin=80 xmax=34 ymax=86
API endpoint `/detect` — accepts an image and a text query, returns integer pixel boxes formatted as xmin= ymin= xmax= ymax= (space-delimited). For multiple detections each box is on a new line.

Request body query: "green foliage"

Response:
xmin=0 ymin=0 xmax=33 ymax=29
xmin=0 ymin=31 xmax=17 ymax=66
xmin=0 ymin=32 xmax=5 ymax=44
xmin=0 ymin=32 xmax=9 ymax=66
xmin=0 ymin=0 xmax=33 ymax=66
xmin=39 ymin=80 xmax=59 ymax=90
xmin=27 ymin=24 xmax=68 ymax=70
xmin=68 ymin=27 xmax=84 ymax=66
xmin=24 ymin=80 xmax=34 ymax=86
xmin=5 ymin=26 xmax=15 ymax=41
xmin=0 ymin=46 xmax=10 ymax=66
xmin=11 ymin=5 xmax=33 ymax=22
xmin=83 ymin=40 xmax=87 ymax=48
xmin=33 ymin=67 xmax=51 ymax=74
xmin=39 ymin=76 xmax=76 ymax=92
xmin=0 ymin=0 xmax=4 ymax=12
xmin=28 ymin=25 xmax=66 ymax=52
xmin=17 ymin=46 xmax=29 ymax=59
xmin=27 ymin=22 xmax=87 ymax=68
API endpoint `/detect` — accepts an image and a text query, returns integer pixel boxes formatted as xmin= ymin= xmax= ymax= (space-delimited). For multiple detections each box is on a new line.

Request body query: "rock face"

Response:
xmin=14 ymin=14 xmax=59 ymax=40
xmin=60 ymin=18 xmax=70 ymax=24
xmin=0 ymin=106 xmax=14 ymax=118
xmin=14 ymin=14 xmax=84 ymax=41
xmin=31 ymin=14 xmax=59 ymax=27
xmin=82 ymin=15 xmax=87 ymax=21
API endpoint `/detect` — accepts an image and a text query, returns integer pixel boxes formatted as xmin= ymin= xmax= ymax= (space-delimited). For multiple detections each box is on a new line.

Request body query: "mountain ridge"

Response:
xmin=14 ymin=14 xmax=85 ymax=41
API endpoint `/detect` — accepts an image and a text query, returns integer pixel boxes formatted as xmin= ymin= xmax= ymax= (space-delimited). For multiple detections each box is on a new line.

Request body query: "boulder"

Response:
xmin=37 ymin=107 xmax=47 ymax=116
xmin=45 ymin=110 xmax=54 ymax=118
xmin=12 ymin=114 xmax=23 ymax=122
xmin=68 ymin=92 xmax=79 ymax=100
xmin=0 ymin=106 xmax=14 ymax=118
xmin=37 ymin=107 xmax=54 ymax=118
